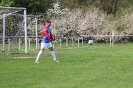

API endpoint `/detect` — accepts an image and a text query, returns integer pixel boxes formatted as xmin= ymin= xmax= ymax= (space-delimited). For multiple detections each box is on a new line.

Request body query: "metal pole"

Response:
xmin=60 ymin=37 xmax=62 ymax=47
xmin=35 ymin=17 xmax=38 ymax=49
xmin=112 ymin=36 xmax=114 ymax=47
xmin=72 ymin=37 xmax=74 ymax=47
xmin=66 ymin=37 xmax=68 ymax=47
xmin=82 ymin=37 xmax=83 ymax=47
xmin=29 ymin=38 xmax=30 ymax=50
xmin=78 ymin=37 xmax=80 ymax=48
xmin=24 ymin=9 xmax=28 ymax=53
xmin=2 ymin=14 xmax=6 ymax=52
xmin=19 ymin=38 xmax=21 ymax=51
xmin=8 ymin=38 xmax=10 ymax=51
xmin=110 ymin=36 xmax=111 ymax=46
xmin=38 ymin=38 xmax=40 ymax=48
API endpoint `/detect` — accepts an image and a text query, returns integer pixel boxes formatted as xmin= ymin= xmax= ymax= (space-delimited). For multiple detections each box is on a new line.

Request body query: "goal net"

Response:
xmin=0 ymin=6 xmax=28 ymax=53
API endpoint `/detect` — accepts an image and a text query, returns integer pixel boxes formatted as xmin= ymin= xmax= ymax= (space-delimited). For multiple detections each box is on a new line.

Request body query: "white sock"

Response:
xmin=35 ymin=51 xmax=42 ymax=62
xmin=51 ymin=51 xmax=56 ymax=61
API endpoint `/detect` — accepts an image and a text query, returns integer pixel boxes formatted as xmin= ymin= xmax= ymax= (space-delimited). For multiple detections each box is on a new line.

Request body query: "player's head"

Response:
xmin=45 ymin=20 xmax=51 ymax=27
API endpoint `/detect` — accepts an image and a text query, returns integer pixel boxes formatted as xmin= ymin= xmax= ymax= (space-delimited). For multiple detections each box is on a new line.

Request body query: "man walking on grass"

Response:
xmin=35 ymin=20 xmax=59 ymax=63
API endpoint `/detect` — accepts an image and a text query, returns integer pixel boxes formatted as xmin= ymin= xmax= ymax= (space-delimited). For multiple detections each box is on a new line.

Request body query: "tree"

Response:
xmin=0 ymin=0 xmax=55 ymax=14
xmin=0 ymin=0 xmax=14 ymax=6
xmin=66 ymin=0 xmax=133 ymax=15
xmin=100 ymin=0 xmax=118 ymax=15
xmin=57 ymin=0 xmax=87 ymax=9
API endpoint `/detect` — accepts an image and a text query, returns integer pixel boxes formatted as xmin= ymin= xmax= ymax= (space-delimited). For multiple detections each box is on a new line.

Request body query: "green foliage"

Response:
xmin=105 ymin=3 xmax=133 ymax=22
xmin=0 ymin=0 xmax=133 ymax=15
xmin=0 ymin=0 xmax=55 ymax=14
xmin=57 ymin=0 xmax=88 ymax=9
xmin=36 ymin=0 xmax=55 ymax=14
xmin=117 ymin=26 xmax=125 ymax=32
xmin=12 ymin=0 xmax=40 ymax=14
xmin=105 ymin=13 xmax=120 ymax=21
xmin=58 ymin=0 xmax=133 ymax=15
xmin=0 ymin=0 xmax=14 ymax=6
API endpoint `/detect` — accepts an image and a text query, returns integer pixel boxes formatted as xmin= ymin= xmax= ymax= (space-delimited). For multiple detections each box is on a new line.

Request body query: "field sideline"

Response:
xmin=0 ymin=43 xmax=133 ymax=88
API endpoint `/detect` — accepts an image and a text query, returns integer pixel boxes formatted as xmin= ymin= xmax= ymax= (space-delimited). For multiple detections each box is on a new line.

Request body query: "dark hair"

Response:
xmin=46 ymin=20 xmax=51 ymax=23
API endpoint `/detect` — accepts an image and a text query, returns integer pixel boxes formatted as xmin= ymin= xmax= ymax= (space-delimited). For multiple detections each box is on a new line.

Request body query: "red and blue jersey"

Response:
xmin=41 ymin=26 xmax=54 ymax=43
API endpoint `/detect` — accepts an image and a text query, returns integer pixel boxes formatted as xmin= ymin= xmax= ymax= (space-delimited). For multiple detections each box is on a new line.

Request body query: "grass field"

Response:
xmin=0 ymin=43 xmax=133 ymax=88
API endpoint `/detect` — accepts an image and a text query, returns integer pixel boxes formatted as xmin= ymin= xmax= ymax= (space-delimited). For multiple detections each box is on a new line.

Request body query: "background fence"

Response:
xmin=1 ymin=35 xmax=133 ymax=52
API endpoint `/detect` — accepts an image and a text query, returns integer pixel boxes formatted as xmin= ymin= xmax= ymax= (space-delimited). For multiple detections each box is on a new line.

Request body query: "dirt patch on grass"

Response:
xmin=13 ymin=56 xmax=35 ymax=59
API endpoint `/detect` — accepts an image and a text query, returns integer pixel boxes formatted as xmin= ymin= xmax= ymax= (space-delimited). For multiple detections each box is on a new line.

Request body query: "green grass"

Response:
xmin=1 ymin=43 xmax=133 ymax=88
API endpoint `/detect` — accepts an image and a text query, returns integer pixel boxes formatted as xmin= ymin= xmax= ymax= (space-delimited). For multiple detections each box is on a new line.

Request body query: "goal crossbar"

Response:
xmin=0 ymin=6 xmax=26 ymax=10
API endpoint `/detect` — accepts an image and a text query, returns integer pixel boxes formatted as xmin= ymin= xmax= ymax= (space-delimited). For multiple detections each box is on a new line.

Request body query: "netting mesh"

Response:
xmin=0 ymin=7 xmax=39 ymax=52
xmin=6 ymin=15 xmax=24 ymax=37
xmin=0 ymin=8 xmax=24 ymax=44
xmin=0 ymin=8 xmax=21 ymax=18
xmin=0 ymin=8 xmax=23 ymax=35
xmin=27 ymin=16 xmax=37 ymax=36
xmin=0 ymin=7 xmax=37 ymax=42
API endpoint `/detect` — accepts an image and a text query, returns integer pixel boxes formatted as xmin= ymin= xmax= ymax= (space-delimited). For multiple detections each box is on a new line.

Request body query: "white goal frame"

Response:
xmin=0 ymin=6 xmax=28 ymax=53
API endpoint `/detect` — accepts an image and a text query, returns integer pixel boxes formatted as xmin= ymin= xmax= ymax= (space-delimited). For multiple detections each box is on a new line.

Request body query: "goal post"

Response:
xmin=24 ymin=9 xmax=28 ymax=53
xmin=0 ymin=6 xmax=28 ymax=53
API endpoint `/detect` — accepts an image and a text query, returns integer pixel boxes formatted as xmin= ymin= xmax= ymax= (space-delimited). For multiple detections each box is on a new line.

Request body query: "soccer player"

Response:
xmin=35 ymin=20 xmax=59 ymax=63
